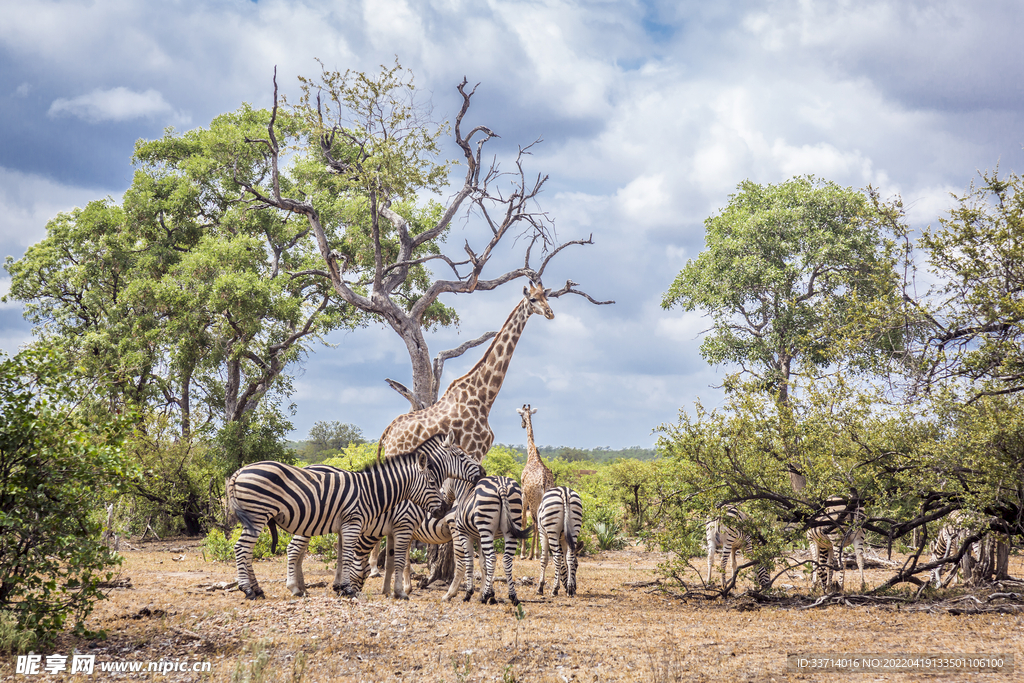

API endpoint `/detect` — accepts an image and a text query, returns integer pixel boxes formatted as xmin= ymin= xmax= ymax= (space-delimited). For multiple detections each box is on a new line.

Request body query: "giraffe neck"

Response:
xmin=524 ymin=416 xmax=541 ymax=463
xmin=445 ymin=299 xmax=531 ymax=413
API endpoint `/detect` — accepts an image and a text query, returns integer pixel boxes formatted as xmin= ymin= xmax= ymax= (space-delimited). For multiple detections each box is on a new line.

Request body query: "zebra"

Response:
xmin=226 ymin=432 xmax=483 ymax=599
xmin=283 ymin=445 xmax=482 ymax=598
xmin=931 ymin=509 xmax=986 ymax=587
xmin=807 ymin=496 xmax=866 ymax=592
xmin=536 ymin=486 xmax=583 ymax=597
xmin=705 ymin=505 xmax=771 ymax=589
xmin=378 ymin=503 xmax=458 ymax=599
xmin=443 ymin=476 xmax=532 ymax=605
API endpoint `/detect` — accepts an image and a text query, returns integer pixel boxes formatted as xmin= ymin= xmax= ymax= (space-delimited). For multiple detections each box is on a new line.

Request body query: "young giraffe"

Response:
xmin=518 ymin=404 xmax=554 ymax=560
xmin=377 ymin=280 xmax=555 ymax=462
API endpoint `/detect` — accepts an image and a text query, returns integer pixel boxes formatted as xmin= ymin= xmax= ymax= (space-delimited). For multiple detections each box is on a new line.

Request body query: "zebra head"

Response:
xmin=429 ymin=431 xmax=486 ymax=486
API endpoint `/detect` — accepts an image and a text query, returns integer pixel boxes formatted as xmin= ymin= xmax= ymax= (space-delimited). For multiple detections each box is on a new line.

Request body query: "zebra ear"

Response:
xmin=417 ymin=448 xmax=428 ymax=471
xmin=445 ymin=430 xmax=456 ymax=448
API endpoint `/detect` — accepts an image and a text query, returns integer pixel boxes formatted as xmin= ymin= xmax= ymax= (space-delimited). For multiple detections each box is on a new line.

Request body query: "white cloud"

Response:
xmin=48 ymin=87 xmax=187 ymax=124
xmin=14 ymin=83 xmax=30 ymax=98
xmin=0 ymin=166 xmax=118 ymax=253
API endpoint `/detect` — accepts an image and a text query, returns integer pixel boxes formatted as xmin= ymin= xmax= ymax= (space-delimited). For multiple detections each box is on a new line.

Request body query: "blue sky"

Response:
xmin=2 ymin=1 xmax=1023 ymax=448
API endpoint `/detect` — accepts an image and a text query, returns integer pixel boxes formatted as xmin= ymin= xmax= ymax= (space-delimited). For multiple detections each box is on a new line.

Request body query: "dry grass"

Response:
xmin=2 ymin=541 xmax=1022 ymax=682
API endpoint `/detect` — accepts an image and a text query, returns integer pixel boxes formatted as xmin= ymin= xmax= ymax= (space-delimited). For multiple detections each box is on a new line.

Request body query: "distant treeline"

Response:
xmin=501 ymin=444 xmax=658 ymax=463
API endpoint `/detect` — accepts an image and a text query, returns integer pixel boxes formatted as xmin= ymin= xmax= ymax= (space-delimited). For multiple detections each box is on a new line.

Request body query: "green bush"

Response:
xmin=201 ymin=525 xmax=292 ymax=562
xmin=0 ymin=610 xmax=36 ymax=654
xmin=593 ymin=521 xmax=628 ymax=551
xmin=0 ymin=348 xmax=133 ymax=643
xmin=320 ymin=442 xmax=379 ymax=472
xmin=308 ymin=534 xmax=338 ymax=560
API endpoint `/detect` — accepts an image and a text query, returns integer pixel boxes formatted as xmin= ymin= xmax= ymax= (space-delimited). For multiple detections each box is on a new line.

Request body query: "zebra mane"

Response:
xmin=352 ymin=434 xmax=445 ymax=475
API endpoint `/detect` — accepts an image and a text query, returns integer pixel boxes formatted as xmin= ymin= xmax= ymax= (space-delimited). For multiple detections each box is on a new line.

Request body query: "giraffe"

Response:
xmin=377 ymin=280 xmax=555 ymax=462
xmin=518 ymin=403 xmax=554 ymax=560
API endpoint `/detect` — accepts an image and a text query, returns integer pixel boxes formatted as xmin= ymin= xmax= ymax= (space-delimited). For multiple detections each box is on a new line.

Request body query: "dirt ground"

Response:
xmin=2 ymin=540 xmax=1022 ymax=682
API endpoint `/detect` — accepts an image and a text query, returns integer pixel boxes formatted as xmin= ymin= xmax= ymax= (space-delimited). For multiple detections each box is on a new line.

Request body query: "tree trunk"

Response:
xmin=422 ymin=542 xmax=456 ymax=589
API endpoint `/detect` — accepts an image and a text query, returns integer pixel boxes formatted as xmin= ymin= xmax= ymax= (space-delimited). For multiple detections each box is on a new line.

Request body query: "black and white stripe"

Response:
xmin=443 ymin=476 xmax=532 ymax=605
xmin=536 ymin=486 xmax=583 ymax=597
xmin=226 ymin=433 xmax=483 ymax=599
xmin=705 ymin=505 xmax=771 ymax=589
xmin=807 ymin=496 xmax=866 ymax=592
xmin=931 ymin=509 xmax=979 ymax=587
xmin=376 ymin=503 xmax=457 ymax=599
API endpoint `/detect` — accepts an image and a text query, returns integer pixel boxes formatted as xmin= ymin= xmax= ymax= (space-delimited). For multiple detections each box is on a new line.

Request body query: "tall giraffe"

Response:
xmin=518 ymin=404 xmax=554 ymax=560
xmin=377 ymin=280 xmax=554 ymax=462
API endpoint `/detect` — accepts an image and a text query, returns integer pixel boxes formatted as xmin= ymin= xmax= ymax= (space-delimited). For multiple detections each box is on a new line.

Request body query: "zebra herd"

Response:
xmin=225 ymin=432 xmax=585 ymax=603
xmin=706 ymin=499 xmax=998 ymax=592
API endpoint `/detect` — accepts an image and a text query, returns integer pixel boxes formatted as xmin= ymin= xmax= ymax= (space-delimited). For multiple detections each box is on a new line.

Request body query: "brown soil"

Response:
xmin=2 ymin=541 xmax=1022 ymax=682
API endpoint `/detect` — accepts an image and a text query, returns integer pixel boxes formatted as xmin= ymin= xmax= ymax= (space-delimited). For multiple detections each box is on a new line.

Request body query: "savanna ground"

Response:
xmin=2 ymin=540 xmax=1022 ymax=682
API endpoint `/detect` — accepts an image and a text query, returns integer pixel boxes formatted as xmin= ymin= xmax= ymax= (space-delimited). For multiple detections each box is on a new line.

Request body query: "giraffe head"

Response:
xmin=517 ymin=403 xmax=537 ymax=428
xmin=523 ymin=279 xmax=554 ymax=320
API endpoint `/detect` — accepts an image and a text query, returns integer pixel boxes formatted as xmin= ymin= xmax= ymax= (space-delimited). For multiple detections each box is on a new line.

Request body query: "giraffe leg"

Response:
xmin=381 ymin=534 xmax=396 ymax=597
xmin=368 ymin=540 xmax=382 ymax=578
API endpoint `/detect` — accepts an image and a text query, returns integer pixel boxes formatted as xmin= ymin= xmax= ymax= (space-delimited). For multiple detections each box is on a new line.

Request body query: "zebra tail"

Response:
xmin=268 ymin=518 xmax=279 ymax=554
xmin=502 ymin=495 xmax=533 ymax=540
xmin=563 ymin=497 xmax=576 ymax=551
xmin=225 ymin=472 xmax=253 ymax=534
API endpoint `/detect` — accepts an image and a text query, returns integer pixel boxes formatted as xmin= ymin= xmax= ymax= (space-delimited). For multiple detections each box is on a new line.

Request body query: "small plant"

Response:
xmin=409 ymin=548 xmax=428 ymax=564
xmin=593 ymin=521 xmax=628 ymax=551
xmin=0 ymin=610 xmax=36 ymax=654
xmin=232 ymin=639 xmax=272 ymax=683
xmin=308 ymin=534 xmax=338 ymax=561
xmin=202 ymin=525 xmax=291 ymax=562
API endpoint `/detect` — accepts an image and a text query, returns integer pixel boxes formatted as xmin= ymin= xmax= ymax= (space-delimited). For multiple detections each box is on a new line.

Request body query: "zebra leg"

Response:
xmin=286 ymin=536 xmax=311 ymax=597
xmin=551 ymin=536 xmax=565 ymax=597
xmin=479 ymin=532 xmax=498 ymax=604
xmin=566 ymin=537 xmax=579 ymax=598
xmin=503 ymin=534 xmax=520 ymax=606
xmin=443 ymin=529 xmax=469 ymax=602
xmin=538 ymin=525 xmax=550 ymax=595
xmin=381 ymin=533 xmax=395 ymax=597
xmin=854 ymin=534 xmax=866 ymax=592
xmin=368 ymin=540 xmax=382 ymax=578
xmin=333 ymin=525 xmax=361 ymax=597
xmin=391 ymin=532 xmax=413 ymax=600
xmin=705 ymin=526 xmax=719 ymax=585
xmin=234 ymin=529 xmax=265 ymax=600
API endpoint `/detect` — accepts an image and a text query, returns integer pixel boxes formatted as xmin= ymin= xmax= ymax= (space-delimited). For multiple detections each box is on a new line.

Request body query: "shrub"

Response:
xmin=593 ymin=521 xmax=628 ymax=551
xmin=0 ymin=610 xmax=35 ymax=654
xmin=0 ymin=348 xmax=133 ymax=643
xmin=201 ymin=525 xmax=292 ymax=562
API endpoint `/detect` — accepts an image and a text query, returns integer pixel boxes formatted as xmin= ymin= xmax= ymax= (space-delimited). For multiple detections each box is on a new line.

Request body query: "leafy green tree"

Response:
xmin=304 ymin=420 xmax=366 ymax=459
xmin=481 ymin=445 xmax=524 ymax=481
xmin=4 ymin=106 xmax=357 ymax=441
xmin=0 ymin=349 xmax=133 ymax=642
xmin=662 ymin=176 xmax=901 ymax=405
xmin=914 ymin=170 xmax=1024 ymax=399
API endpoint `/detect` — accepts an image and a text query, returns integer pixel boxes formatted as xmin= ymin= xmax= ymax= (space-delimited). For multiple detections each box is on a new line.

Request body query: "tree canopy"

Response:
xmin=662 ymin=176 xmax=902 ymax=404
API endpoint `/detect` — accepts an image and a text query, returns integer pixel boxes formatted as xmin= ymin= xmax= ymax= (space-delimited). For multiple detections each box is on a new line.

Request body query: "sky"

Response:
xmin=2 ymin=0 xmax=1023 ymax=450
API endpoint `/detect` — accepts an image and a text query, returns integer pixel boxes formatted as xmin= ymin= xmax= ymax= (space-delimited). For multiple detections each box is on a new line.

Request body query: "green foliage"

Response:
xmin=662 ymin=176 xmax=902 ymax=399
xmin=916 ymin=169 xmax=1024 ymax=398
xmin=201 ymin=525 xmax=292 ymax=562
xmin=0 ymin=348 xmax=133 ymax=643
xmin=592 ymin=521 xmax=628 ymax=551
xmin=482 ymin=444 xmax=524 ymax=481
xmin=308 ymin=534 xmax=338 ymax=561
xmin=319 ymin=442 xmax=379 ymax=472
xmin=300 ymin=421 xmax=366 ymax=462
xmin=0 ymin=610 xmax=36 ymax=654
xmin=2 ymin=104 xmax=359 ymax=442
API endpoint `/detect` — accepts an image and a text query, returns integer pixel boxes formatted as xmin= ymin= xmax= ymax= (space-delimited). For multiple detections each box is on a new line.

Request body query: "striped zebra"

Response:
xmin=807 ymin=496 xmax=866 ymax=592
xmin=443 ymin=476 xmax=532 ymax=605
xmin=379 ymin=503 xmax=457 ymax=599
xmin=283 ymin=444 xmax=482 ymax=598
xmin=226 ymin=432 xmax=483 ymax=599
xmin=931 ymin=509 xmax=982 ymax=587
xmin=705 ymin=505 xmax=771 ymax=589
xmin=536 ymin=486 xmax=583 ymax=597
